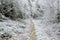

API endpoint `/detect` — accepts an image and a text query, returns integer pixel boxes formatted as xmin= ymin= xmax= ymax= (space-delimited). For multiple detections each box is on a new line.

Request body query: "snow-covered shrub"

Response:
xmin=17 ymin=11 xmax=24 ymax=19
xmin=0 ymin=0 xmax=26 ymax=20
xmin=31 ymin=14 xmax=38 ymax=19
xmin=0 ymin=32 xmax=12 ymax=40
xmin=0 ymin=0 xmax=16 ymax=20
xmin=57 ymin=13 xmax=60 ymax=23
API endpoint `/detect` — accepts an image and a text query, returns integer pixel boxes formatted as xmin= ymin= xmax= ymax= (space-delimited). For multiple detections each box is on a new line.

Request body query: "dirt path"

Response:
xmin=29 ymin=17 xmax=37 ymax=40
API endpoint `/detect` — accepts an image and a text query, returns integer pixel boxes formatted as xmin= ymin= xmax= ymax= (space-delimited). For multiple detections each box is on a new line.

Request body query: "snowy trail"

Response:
xmin=25 ymin=18 xmax=50 ymax=40
xmin=29 ymin=18 xmax=37 ymax=40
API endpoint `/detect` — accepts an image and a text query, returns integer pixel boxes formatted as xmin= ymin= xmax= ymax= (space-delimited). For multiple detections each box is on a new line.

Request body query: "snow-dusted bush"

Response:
xmin=17 ymin=11 xmax=24 ymax=19
xmin=31 ymin=14 xmax=38 ymax=19
xmin=0 ymin=0 xmax=25 ymax=20
xmin=0 ymin=32 xmax=12 ymax=40
xmin=0 ymin=0 xmax=16 ymax=20
xmin=57 ymin=13 xmax=60 ymax=23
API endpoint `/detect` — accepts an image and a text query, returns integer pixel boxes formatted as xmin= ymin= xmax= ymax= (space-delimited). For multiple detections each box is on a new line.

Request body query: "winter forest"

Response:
xmin=0 ymin=0 xmax=60 ymax=40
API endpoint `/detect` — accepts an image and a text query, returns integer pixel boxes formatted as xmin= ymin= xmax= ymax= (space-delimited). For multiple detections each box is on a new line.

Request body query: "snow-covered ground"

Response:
xmin=0 ymin=18 xmax=60 ymax=40
xmin=0 ymin=19 xmax=30 ymax=40
xmin=33 ymin=19 xmax=60 ymax=40
xmin=0 ymin=0 xmax=60 ymax=40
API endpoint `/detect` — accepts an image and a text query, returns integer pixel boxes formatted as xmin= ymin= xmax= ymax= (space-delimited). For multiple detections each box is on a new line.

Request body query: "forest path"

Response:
xmin=28 ymin=17 xmax=37 ymax=40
